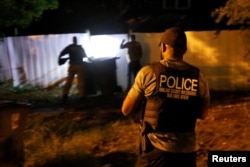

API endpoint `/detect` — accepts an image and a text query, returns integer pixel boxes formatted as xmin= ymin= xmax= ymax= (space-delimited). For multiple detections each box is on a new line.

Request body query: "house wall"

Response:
xmin=0 ymin=30 xmax=249 ymax=92
xmin=134 ymin=30 xmax=250 ymax=91
xmin=184 ymin=30 xmax=250 ymax=91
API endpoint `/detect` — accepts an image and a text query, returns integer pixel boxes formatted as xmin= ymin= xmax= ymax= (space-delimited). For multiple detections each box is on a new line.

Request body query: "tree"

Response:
xmin=212 ymin=0 xmax=250 ymax=28
xmin=212 ymin=0 xmax=250 ymax=58
xmin=0 ymin=0 xmax=58 ymax=30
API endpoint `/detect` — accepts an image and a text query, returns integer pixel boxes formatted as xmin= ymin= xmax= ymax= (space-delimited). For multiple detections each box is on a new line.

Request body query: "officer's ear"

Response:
xmin=162 ymin=43 xmax=167 ymax=52
xmin=159 ymin=43 xmax=165 ymax=52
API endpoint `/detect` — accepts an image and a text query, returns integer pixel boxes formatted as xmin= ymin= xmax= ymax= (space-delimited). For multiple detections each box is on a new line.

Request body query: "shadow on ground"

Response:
xmin=38 ymin=152 xmax=136 ymax=167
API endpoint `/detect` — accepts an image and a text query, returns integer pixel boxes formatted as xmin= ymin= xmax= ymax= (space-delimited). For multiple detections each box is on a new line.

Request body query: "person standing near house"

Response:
xmin=120 ymin=34 xmax=142 ymax=91
xmin=121 ymin=27 xmax=210 ymax=167
xmin=58 ymin=36 xmax=87 ymax=102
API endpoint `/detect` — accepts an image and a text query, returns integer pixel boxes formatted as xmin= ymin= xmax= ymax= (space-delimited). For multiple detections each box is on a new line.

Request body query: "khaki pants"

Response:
xmin=63 ymin=64 xmax=85 ymax=97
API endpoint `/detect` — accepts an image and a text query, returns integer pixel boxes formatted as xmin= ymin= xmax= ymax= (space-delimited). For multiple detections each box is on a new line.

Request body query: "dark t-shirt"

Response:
xmin=60 ymin=44 xmax=87 ymax=64
xmin=122 ymin=41 xmax=142 ymax=61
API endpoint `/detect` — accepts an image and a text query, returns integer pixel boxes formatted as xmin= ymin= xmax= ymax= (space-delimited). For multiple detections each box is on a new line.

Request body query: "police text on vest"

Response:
xmin=159 ymin=74 xmax=198 ymax=100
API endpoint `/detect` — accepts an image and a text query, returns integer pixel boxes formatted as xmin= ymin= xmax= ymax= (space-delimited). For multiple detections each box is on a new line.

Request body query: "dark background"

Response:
xmin=3 ymin=0 xmax=234 ymax=36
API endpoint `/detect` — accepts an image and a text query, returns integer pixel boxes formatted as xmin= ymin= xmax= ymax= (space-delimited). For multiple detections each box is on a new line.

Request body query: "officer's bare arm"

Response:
xmin=121 ymin=96 xmax=141 ymax=116
xmin=120 ymin=40 xmax=127 ymax=49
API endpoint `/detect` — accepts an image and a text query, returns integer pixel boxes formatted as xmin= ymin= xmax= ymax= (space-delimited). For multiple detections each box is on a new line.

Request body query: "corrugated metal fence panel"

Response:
xmin=0 ymin=33 xmax=91 ymax=87
xmin=0 ymin=30 xmax=250 ymax=91
xmin=0 ymin=39 xmax=12 ymax=81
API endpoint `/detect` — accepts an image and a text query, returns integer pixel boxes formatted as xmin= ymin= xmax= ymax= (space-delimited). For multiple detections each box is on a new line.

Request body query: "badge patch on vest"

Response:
xmin=159 ymin=74 xmax=198 ymax=100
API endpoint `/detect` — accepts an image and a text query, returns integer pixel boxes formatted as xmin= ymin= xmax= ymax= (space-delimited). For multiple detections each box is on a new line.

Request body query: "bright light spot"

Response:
xmin=88 ymin=35 xmax=121 ymax=58
xmin=28 ymin=35 xmax=44 ymax=40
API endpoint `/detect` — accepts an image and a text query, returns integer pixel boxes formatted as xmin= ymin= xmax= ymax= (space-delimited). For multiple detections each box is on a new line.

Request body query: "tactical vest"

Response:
xmin=143 ymin=62 xmax=202 ymax=133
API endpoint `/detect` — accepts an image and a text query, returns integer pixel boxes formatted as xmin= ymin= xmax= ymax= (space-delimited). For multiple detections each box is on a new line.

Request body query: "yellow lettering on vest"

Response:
xmin=160 ymin=74 xmax=198 ymax=92
xmin=167 ymin=76 xmax=175 ymax=88
xmin=184 ymin=78 xmax=192 ymax=90
xmin=160 ymin=75 xmax=167 ymax=87
xmin=175 ymin=77 xmax=182 ymax=89
xmin=167 ymin=93 xmax=172 ymax=98
xmin=191 ymin=79 xmax=198 ymax=91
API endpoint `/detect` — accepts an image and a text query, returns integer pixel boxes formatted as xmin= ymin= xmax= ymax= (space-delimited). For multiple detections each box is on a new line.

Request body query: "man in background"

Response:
xmin=120 ymin=34 xmax=142 ymax=91
xmin=121 ymin=27 xmax=210 ymax=167
xmin=58 ymin=36 xmax=87 ymax=102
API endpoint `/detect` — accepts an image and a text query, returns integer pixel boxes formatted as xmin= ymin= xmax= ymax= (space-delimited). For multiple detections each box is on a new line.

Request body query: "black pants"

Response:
xmin=127 ymin=61 xmax=141 ymax=90
xmin=135 ymin=148 xmax=197 ymax=167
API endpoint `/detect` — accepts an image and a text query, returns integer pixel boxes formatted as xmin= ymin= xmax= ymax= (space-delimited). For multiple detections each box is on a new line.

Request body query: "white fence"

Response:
xmin=0 ymin=30 xmax=250 ymax=91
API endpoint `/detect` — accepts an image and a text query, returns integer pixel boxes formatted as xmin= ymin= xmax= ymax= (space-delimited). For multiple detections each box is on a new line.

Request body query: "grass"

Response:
xmin=1 ymin=82 xmax=250 ymax=167
xmin=0 ymin=82 xmax=138 ymax=166
xmin=23 ymin=104 xmax=139 ymax=167
xmin=24 ymin=115 xmax=138 ymax=167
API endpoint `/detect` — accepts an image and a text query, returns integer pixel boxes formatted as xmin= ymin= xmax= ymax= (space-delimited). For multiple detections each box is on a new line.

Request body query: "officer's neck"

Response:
xmin=162 ymin=53 xmax=183 ymax=60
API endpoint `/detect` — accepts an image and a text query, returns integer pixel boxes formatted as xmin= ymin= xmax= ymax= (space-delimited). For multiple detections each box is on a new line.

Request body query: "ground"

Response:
xmin=0 ymin=84 xmax=250 ymax=167
xmin=196 ymin=91 xmax=250 ymax=167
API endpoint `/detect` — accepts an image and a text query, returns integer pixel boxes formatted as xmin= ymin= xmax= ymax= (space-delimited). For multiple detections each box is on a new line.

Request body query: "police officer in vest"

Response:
xmin=121 ymin=27 xmax=210 ymax=167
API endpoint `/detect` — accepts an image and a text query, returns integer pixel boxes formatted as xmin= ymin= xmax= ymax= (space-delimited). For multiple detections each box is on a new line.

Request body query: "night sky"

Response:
xmin=3 ymin=0 xmax=231 ymax=36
